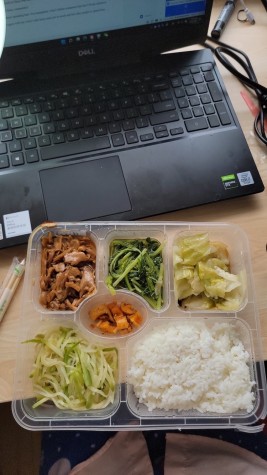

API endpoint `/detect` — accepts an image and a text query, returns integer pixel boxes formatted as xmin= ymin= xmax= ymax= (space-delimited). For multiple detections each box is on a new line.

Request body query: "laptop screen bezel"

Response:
xmin=0 ymin=0 xmax=213 ymax=79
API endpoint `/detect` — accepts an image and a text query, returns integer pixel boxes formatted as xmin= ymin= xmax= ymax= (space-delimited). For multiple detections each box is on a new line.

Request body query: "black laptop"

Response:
xmin=0 ymin=0 xmax=264 ymax=248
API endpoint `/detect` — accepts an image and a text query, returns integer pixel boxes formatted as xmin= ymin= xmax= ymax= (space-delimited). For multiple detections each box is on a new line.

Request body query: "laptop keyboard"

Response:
xmin=0 ymin=62 xmax=232 ymax=169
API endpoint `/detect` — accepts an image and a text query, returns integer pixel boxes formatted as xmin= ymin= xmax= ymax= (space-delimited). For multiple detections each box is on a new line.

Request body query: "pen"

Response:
xmin=211 ymin=0 xmax=236 ymax=39
xmin=0 ymin=257 xmax=25 ymax=323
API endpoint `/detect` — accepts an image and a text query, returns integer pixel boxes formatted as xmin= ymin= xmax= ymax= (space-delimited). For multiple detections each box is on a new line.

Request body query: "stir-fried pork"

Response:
xmin=40 ymin=233 xmax=97 ymax=310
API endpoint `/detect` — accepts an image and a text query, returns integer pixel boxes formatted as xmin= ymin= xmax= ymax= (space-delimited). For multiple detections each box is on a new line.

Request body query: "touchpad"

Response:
xmin=40 ymin=156 xmax=132 ymax=221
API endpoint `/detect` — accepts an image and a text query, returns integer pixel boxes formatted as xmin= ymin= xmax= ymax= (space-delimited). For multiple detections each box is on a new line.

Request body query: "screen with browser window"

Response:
xmin=4 ymin=0 xmax=207 ymax=47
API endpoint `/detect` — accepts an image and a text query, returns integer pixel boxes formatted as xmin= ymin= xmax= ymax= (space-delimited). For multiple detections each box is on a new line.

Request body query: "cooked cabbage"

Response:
xmin=173 ymin=233 xmax=244 ymax=310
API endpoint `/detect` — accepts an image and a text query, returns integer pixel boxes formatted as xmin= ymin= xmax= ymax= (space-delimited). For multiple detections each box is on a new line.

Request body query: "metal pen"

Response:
xmin=211 ymin=0 xmax=236 ymax=39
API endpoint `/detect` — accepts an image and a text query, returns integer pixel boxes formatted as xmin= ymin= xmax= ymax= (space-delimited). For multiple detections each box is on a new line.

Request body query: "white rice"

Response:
xmin=127 ymin=322 xmax=255 ymax=413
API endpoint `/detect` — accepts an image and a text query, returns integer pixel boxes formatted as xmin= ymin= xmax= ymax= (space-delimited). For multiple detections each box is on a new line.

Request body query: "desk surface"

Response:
xmin=1 ymin=0 xmax=267 ymax=403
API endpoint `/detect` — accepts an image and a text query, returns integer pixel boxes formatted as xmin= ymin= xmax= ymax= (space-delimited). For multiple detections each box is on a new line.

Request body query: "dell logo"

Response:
xmin=78 ymin=49 xmax=96 ymax=56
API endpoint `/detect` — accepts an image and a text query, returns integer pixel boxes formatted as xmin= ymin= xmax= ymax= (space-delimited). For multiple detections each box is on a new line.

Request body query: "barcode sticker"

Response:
xmin=3 ymin=210 xmax=32 ymax=238
xmin=237 ymin=171 xmax=254 ymax=186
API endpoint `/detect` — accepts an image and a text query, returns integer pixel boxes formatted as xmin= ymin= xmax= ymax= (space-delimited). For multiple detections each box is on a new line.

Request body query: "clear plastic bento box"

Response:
xmin=12 ymin=221 xmax=267 ymax=432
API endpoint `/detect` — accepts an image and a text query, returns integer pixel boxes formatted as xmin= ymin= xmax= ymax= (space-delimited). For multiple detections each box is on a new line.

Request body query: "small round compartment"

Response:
xmin=78 ymin=290 xmax=150 ymax=340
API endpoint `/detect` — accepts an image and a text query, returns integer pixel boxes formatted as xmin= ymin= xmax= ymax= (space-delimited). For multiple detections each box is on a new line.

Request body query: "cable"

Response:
xmin=205 ymin=36 xmax=267 ymax=146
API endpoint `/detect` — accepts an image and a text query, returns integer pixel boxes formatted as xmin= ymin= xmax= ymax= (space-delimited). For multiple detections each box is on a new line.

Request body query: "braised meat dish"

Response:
xmin=40 ymin=233 xmax=96 ymax=311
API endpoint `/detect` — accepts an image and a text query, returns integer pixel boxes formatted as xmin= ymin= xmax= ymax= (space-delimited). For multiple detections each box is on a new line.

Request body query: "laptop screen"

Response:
xmin=5 ymin=0 xmax=208 ymax=47
xmin=1 ymin=0 xmax=213 ymax=77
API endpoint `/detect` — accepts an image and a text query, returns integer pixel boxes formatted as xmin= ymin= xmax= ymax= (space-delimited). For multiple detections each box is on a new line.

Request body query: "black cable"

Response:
xmin=204 ymin=35 xmax=267 ymax=146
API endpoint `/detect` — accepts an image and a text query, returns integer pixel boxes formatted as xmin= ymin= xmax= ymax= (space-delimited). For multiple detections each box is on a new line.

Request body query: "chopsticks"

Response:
xmin=0 ymin=257 xmax=25 ymax=323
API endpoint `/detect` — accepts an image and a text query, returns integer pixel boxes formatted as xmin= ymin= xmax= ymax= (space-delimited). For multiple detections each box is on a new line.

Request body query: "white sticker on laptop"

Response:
xmin=3 ymin=210 xmax=32 ymax=238
xmin=237 ymin=171 xmax=254 ymax=186
xmin=0 ymin=224 xmax=3 ymax=240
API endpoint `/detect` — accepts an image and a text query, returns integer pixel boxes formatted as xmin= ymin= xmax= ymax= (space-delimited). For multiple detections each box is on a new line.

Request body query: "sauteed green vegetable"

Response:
xmin=106 ymin=238 xmax=164 ymax=310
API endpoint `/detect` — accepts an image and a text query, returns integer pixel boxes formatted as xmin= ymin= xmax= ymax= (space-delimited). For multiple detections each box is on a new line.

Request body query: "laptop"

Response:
xmin=0 ymin=0 xmax=264 ymax=248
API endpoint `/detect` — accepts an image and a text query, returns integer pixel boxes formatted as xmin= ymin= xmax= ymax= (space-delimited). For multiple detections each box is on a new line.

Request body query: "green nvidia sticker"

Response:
xmin=221 ymin=174 xmax=239 ymax=190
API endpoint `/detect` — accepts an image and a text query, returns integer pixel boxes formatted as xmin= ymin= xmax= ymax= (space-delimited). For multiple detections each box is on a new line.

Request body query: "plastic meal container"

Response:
xmin=12 ymin=221 xmax=267 ymax=432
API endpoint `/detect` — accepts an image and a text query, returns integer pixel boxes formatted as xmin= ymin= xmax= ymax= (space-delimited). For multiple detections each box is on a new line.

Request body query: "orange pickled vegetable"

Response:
xmin=89 ymin=301 xmax=143 ymax=335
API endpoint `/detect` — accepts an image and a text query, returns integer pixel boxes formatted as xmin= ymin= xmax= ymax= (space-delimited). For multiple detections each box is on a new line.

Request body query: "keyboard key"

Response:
xmin=204 ymin=71 xmax=215 ymax=82
xmin=15 ymin=105 xmax=28 ymax=116
xmin=185 ymin=85 xmax=196 ymax=96
xmin=95 ymin=125 xmax=107 ymax=136
xmin=189 ymin=96 xmax=200 ymax=107
xmin=24 ymin=138 xmax=37 ymax=149
xmin=80 ymin=128 xmax=94 ymax=139
xmin=0 ymin=119 xmax=8 ymax=130
xmin=155 ymin=130 xmax=168 ymax=139
xmin=200 ymin=93 xmax=212 ymax=104
xmin=26 ymin=149 xmax=39 ymax=163
xmin=140 ymin=133 xmax=154 ymax=141
xmin=52 ymin=133 xmax=65 ymax=144
xmin=192 ymin=73 xmax=203 ymax=84
xmin=185 ymin=117 xmax=209 ymax=132
xmin=109 ymin=122 xmax=121 ymax=133
xmin=123 ymin=119 xmax=135 ymax=131
xmin=29 ymin=125 xmax=42 ymax=136
xmin=125 ymin=131 xmax=139 ymax=144
xmin=38 ymin=136 xmax=51 ymax=147
xmin=197 ymin=84 xmax=208 ymax=94
xmin=29 ymin=103 xmax=42 ymax=114
xmin=136 ymin=117 xmax=149 ymax=128
xmin=153 ymin=100 xmax=175 ymax=113
xmin=10 ymin=118 xmax=23 ymax=128
xmin=182 ymin=109 xmax=193 ymax=119
xmin=193 ymin=106 xmax=204 ymax=117
xmin=43 ymin=123 xmax=56 ymax=134
xmin=207 ymin=82 xmax=222 ymax=102
xmin=201 ymin=63 xmax=212 ymax=72
xmin=150 ymin=110 xmax=179 ymax=126
xmin=204 ymin=104 xmax=215 ymax=115
xmin=139 ymin=104 xmax=152 ymax=116
xmin=182 ymin=75 xmax=193 ymax=86
xmin=0 ymin=143 xmax=7 ymax=154
xmin=153 ymin=125 xmax=167 ymax=133
xmin=24 ymin=116 xmax=37 ymax=126
xmin=15 ymin=128 xmax=27 ymax=139
xmin=41 ymin=136 xmax=111 ymax=160
xmin=215 ymin=102 xmax=231 ymax=125
xmin=1 ymin=107 xmax=14 ymax=119
xmin=170 ymin=127 xmax=184 ymax=135
xmin=171 ymin=77 xmax=182 ymax=88
xmin=152 ymin=81 xmax=169 ymax=91
xmin=178 ymin=97 xmax=189 ymax=109
xmin=38 ymin=112 xmax=51 ymax=124
xmin=111 ymin=133 xmax=125 ymax=147
xmin=67 ymin=131 xmax=79 ymax=141
xmin=174 ymin=87 xmax=186 ymax=99
xmin=11 ymin=152 xmax=24 ymax=166
xmin=160 ymin=90 xmax=172 ymax=101
xmin=1 ymin=130 xmax=12 ymax=141
xmin=9 ymin=140 xmax=22 ymax=152
xmin=0 ymin=155 xmax=9 ymax=168
xmin=208 ymin=115 xmax=220 ymax=127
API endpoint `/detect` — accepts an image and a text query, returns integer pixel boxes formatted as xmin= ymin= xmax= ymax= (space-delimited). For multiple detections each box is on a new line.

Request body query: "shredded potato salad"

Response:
xmin=26 ymin=326 xmax=118 ymax=411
